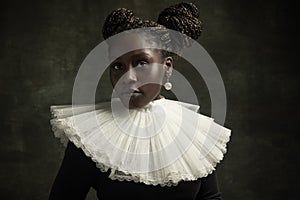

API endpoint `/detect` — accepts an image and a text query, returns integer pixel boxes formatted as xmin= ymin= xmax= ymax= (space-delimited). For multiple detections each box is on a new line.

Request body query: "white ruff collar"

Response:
xmin=50 ymin=98 xmax=231 ymax=186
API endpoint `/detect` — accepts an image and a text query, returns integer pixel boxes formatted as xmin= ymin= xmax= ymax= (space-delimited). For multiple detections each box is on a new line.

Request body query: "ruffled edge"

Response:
xmin=50 ymin=101 xmax=231 ymax=187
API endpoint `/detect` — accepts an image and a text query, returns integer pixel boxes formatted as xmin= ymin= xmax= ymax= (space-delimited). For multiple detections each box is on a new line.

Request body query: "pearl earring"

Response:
xmin=164 ymin=74 xmax=172 ymax=90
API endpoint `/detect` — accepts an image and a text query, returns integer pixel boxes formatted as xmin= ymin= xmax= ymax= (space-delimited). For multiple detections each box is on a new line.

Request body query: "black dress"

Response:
xmin=49 ymin=142 xmax=222 ymax=200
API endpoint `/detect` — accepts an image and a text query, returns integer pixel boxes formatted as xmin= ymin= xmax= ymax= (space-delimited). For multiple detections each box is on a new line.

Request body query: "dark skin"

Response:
xmin=108 ymin=33 xmax=173 ymax=109
xmin=109 ymin=47 xmax=173 ymax=109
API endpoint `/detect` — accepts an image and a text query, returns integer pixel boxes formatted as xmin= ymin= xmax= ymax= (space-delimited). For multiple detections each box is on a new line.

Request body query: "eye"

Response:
xmin=136 ymin=60 xmax=148 ymax=68
xmin=110 ymin=63 xmax=123 ymax=70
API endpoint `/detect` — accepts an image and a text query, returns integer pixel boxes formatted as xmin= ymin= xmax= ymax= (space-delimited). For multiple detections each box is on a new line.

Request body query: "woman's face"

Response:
xmin=108 ymin=34 xmax=173 ymax=109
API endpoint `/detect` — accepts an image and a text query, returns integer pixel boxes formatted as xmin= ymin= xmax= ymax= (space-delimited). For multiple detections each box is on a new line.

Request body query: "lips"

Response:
xmin=120 ymin=88 xmax=142 ymax=96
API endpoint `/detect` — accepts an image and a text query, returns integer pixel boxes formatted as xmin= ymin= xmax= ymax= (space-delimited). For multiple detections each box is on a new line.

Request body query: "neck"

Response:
xmin=154 ymin=94 xmax=164 ymax=100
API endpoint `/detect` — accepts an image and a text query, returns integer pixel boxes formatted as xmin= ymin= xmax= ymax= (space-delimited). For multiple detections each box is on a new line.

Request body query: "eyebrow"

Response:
xmin=111 ymin=51 xmax=153 ymax=63
xmin=128 ymin=51 xmax=152 ymax=58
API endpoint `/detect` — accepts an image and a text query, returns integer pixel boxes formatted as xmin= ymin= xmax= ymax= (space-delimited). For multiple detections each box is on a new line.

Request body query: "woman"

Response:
xmin=49 ymin=2 xmax=231 ymax=200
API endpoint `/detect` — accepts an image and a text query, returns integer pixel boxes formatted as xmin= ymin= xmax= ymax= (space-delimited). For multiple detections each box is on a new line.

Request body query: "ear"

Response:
xmin=163 ymin=56 xmax=173 ymax=76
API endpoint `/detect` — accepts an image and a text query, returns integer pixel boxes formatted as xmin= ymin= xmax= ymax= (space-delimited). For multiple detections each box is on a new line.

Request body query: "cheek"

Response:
xmin=109 ymin=71 xmax=121 ymax=87
xmin=136 ymin=64 xmax=164 ymax=84
xmin=140 ymin=83 xmax=161 ymax=96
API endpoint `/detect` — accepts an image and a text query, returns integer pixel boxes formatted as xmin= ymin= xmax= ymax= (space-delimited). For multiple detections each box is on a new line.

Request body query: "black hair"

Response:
xmin=102 ymin=2 xmax=203 ymax=58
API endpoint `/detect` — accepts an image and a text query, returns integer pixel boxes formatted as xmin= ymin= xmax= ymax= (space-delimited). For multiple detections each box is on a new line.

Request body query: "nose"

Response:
xmin=123 ymin=67 xmax=137 ymax=84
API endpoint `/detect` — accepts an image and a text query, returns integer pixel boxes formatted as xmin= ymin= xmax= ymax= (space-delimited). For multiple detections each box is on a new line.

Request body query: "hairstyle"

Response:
xmin=102 ymin=2 xmax=203 ymax=58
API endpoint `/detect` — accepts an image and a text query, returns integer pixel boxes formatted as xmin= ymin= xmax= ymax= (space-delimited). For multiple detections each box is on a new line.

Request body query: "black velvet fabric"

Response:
xmin=49 ymin=142 xmax=222 ymax=200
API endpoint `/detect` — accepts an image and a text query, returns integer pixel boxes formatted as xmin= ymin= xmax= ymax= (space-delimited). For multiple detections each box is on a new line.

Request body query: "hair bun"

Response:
xmin=157 ymin=2 xmax=203 ymax=40
xmin=102 ymin=8 xmax=136 ymax=39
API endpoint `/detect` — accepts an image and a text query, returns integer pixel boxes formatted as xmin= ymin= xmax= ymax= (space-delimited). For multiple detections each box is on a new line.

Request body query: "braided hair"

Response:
xmin=102 ymin=2 xmax=203 ymax=57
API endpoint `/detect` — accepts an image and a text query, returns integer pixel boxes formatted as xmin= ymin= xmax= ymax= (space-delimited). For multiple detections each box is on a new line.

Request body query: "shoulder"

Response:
xmin=63 ymin=141 xmax=97 ymax=170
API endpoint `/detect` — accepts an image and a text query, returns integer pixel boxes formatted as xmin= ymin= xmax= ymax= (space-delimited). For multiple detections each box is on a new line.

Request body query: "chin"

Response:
xmin=119 ymin=95 xmax=149 ymax=109
xmin=129 ymin=99 xmax=147 ymax=109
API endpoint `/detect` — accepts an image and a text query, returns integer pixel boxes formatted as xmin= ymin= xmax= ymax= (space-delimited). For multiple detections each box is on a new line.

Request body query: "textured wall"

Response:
xmin=0 ymin=0 xmax=298 ymax=199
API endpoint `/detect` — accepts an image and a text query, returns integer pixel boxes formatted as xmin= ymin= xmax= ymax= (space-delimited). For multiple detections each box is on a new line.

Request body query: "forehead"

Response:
xmin=108 ymin=32 xmax=161 ymax=61
xmin=111 ymin=49 xmax=161 ymax=62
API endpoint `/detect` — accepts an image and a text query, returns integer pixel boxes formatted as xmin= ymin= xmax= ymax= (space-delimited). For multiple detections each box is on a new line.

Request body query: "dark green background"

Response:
xmin=0 ymin=0 xmax=298 ymax=199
